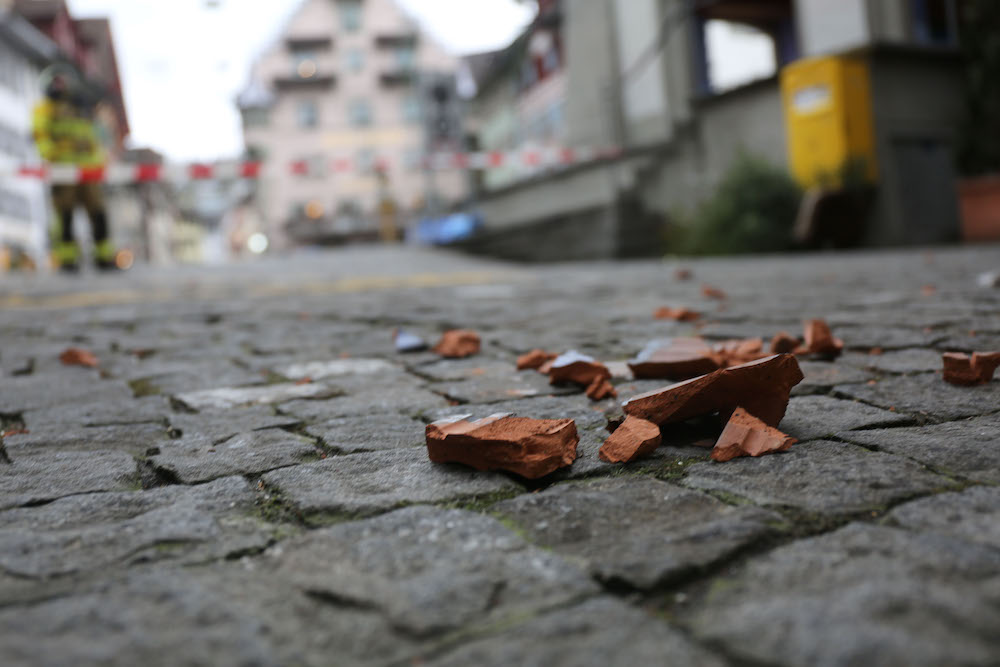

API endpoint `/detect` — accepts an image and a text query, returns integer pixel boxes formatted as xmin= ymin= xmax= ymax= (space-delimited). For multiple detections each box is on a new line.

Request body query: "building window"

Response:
xmin=402 ymin=96 xmax=422 ymax=123
xmin=241 ymin=108 xmax=270 ymax=129
xmin=395 ymin=46 xmax=416 ymax=70
xmin=340 ymin=1 xmax=362 ymax=32
xmin=348 ymin=99 xmax=372 ymax=127
xmin=292 ymin=49 xmax=318 ymax=78
xmin=345 ymin=48 xmax=365 ymax=73
xmin=297 ymin=100 xmax=319 ymax=129
xmin=911 ymin=0 xmax=957 ymax=46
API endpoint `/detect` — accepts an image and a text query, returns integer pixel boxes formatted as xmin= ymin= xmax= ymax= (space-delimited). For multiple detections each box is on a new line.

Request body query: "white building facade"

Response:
xmin=0 ymin=10 xmax=56 ymax=270
xmin=238 ymin=0 xmax=465 ymax=246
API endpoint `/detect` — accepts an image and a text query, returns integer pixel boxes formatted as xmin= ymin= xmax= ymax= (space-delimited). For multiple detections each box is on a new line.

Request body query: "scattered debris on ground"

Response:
xmin=548 ymin=351 xmax=616 ymax=401
xmin=628 ymin=337 xmax=769 ymax=381
xmin=653 ymin=307 xmax=701 ymax=321
xmin=701 ymin=284 xmax=727 ymax=300
xmin=675 ymin=268 xmax=693 ymax=281
xmin=710 ymin=407 xmax=797 ymax=462
xmin=432 ymin=330 xmax=481 ymax=358
xmin=599 ymin=415 xmax=661 ymax=463
xmin=769 ymin=331 xmax=800 ymax=354
xmin=942 ymin=351 xmax=1000 ymax=386
xmin=59 ymin=347 xmax=99 ymax=368
xmin=425 ymin=413 xmax=579 ymax=478
xmin=517 ymin=349 xmax=557 ymax=371
xmin=624 ymin=354 xmax=804 ymax=428
xmin=393 ymin=328 xmax=428 ymax=353
xmin=800 ymin=319 xmax=843 ymax=359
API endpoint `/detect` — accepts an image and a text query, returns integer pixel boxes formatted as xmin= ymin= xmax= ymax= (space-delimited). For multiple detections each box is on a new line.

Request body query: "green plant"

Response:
xmin=667 ymin=154 xmax=802 ymax=255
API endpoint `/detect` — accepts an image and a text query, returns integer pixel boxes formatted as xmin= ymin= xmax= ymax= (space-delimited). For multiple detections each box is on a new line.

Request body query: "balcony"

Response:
xmin=273 ymin=74 xmax=337 ymax=91
xmin=374 ymin=33 xmax=417 ymax=49
xmin=286 ymin=36 xmax=333 ymax=51
xmin=379 ymin=69 xmax=417 ymax=87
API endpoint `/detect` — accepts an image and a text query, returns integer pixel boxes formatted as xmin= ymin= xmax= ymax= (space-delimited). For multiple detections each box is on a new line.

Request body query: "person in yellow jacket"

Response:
xmin=32 ymin=71 xmax=117 ymax=271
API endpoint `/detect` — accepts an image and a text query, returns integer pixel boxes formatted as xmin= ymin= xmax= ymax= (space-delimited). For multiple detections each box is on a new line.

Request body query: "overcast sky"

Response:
xmin=66 ymin=0 xmax=535 ymax=162
xmin=64 ymin=0 xmax=772 ymax=164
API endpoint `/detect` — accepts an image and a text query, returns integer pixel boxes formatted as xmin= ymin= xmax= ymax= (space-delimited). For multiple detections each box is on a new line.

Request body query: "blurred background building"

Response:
xmin=458 ymin=0 xmax=974 ymax=260
xmin=237 ymin=0 xmax=467 ymax=248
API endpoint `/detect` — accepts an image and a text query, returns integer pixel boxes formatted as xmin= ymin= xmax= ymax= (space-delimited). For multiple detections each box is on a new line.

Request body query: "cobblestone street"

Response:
xmin=1 ymin=244 xmax=999 ymax=666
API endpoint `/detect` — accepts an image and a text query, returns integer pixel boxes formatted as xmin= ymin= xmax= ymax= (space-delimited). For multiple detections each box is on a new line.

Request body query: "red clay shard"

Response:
xmin=943 ymin=351 xmax=1000 ymax=386
xmin=548 ymin=351 xmax=611 ymax=388
xmin=585 ymin=376 xmax=617 ymax=401
xmin=653 ymin=307 xmax=701 ymax=322
xmin=599 ymin=415 xmax=661 ymax=463
xmin=675 ymin=268 xmax=693 ymax=281
xmin=517 ymin=349 xmax=557 ymax=371
xmin=629 ymin=338 xmax=719 ymax=380
xmin=800 ymin=319 xmax=843 ymax=358
xmin=711 ymin=407 xmax=797 ymax=462
xmin=59 ymin=347 xmax=99 ymax=368
xmin=623 ymin=353 xmax=804 ymax=427
xmin=770 ymin=332 xmax=800 ymax=355
xmin=711 ymin=338 xmax=768 ymax=366
xmin=433 ymin=330 xmax=481 ymax=358
xmin=426 ymin=414 xmax=579 ymax=479
xmin=701 ymin=284 xmax=727 ymax=300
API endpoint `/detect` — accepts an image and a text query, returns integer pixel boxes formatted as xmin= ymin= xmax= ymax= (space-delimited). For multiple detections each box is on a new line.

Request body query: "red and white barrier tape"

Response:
xmin=0 ymin=146 xmax=622 ymax=185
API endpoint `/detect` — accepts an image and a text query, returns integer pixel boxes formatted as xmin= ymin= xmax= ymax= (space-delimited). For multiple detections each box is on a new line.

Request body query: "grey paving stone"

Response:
xmin=2 ymin=422 xmax=170 ymax=456
xmin=0 ymin=476 xmax=273 ymax=578
xmin=494 ymin=476 xmax=781 ymax=589
xmin=261 ymin=447 xmax=522 ymax=519
xmin=409 ymin=358 xmax=517 ymax=382
xmin=264 ymin=506 xmax=599 ymax=636
xmin=277 ymin=379 xmax=450 ymax=421
xmin=792 ymin=361 xmax=874 ymax=396
xmin=425 ymin=596 xmax=726 ymax=667
xmin=277 ymin=358 xmax=399 ymax=380
xmin=689 ymin=523 xmax=1000 ymax=667
xmin=0 ymin=371 xmax=131 ymax=414
xmin=113 ymin=362 xmax=266 ymax=395
xmin=887 ymin=486 xmax=1000 ymax=549
xmin=834 ymin=325 xmax=945 ymax=350
xmin=151 ymin=429 xmax=318 ymax=483
xmin=0 ymin=565 xmax=420 ymax=667
xmin=434 ymin=372 xmax=569 ymax=404
xmin=167 ymin=407 xmax=301 ymax=444
xmin=175 ymin=382 xmax=341 ymax=411
xmin=0 ymin=450 xmax=138 ymax=510
xmin=841 ymin=348 xmax=944 ymax=374
xmin=934 ymin=331 xmax=1000 ymax=354
xmin=779 ymin=395 xmax=911 ymax=442
xmin=835 ymin=373 xmax=1000 ymax=421
xmin=838 ymin=415 xmax=1000 ymax=483
xmin=681 ymin=440 xmax=951 ymax=516
xmin=23 ymin=395 xmax=172 ymax=429
xmin=304 ymin=414 xmax=425 ymax=453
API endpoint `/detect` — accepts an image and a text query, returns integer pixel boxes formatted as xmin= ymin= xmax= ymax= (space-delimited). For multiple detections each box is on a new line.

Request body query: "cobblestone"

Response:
xmin=1 ymin=245 xmax=998 ymax=665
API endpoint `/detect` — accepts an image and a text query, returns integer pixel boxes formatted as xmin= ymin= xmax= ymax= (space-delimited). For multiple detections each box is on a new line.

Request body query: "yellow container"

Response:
xmin=781 ymin=54 xmax=877 ymax=187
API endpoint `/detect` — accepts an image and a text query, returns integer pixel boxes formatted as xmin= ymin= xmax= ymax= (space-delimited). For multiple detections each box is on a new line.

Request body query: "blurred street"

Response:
xmin=2 ymin=244 xmax=1000 ymax=665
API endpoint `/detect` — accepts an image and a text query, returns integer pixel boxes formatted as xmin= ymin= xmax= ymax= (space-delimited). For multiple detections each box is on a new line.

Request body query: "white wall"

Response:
xmin=796 ymin=0 xmax=870 ymax=56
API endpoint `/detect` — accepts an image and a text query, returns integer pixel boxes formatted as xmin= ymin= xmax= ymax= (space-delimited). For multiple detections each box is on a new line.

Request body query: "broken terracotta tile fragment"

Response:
xmin=701 ymin=284 xmax=727 ymax=300
xmin=585 ymin=376 xmax=617 ymax=401
xmin=599 ymin=415 xmax=662 ymax=463
xmin=711 ymin=338 xmax=767 ymax=366
xmin=623 ymin=354 xmax=804 ymax=428
xmin=972 ymin=352 xmax=1000 ymax=381
xmin=59 ymin=347 xmax=99 ymax=368
xmin=800 ymin=319 xmax=843 ymax=358
xmin=629 ymin=338 xmax=719 ymax=380
xmin=653 ymin=307 xmax=701 ymax=322
xmin=548 ymin=351 xmax=611 ymax=388
xmin=943 ymin=351 xmax=1000 ymax=386
xmin=425 ymin=414 xmax=579 ymax=479
xmin=432 ymin=330 xmax=481 ymax=358
xmin=770 ymin=332 xmax=800 ymax=355
xmin=920 ymin=285 xmax=937 ymax=297
xmin=517 ymin=349 xmax=557 ymax=371
xmin=710 ymin=407 xmax=797 ymax=462
xmin=674 ymin=268 xmax=693 ymax=281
